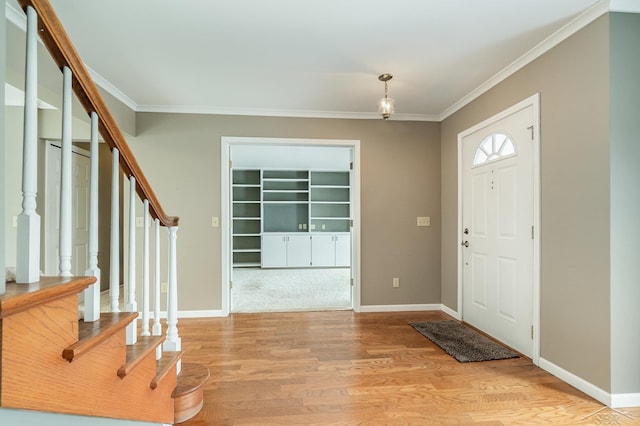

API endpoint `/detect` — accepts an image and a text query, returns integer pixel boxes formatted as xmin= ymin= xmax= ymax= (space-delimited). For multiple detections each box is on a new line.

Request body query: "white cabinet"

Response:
xmin=262 ymin=234 xmax=311 ymax=268
xmin=311 ymin=233 xmax=351 ymax=267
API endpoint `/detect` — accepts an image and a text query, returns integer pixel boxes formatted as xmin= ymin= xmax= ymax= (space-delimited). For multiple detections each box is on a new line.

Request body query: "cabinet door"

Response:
xmin=286 ymin=234 xmax=312 ymax=267
xmin=311 ymin=234 xmax=335 ymax=267
xmin=262 ymin=234 xmax=287 ymax=268
xmin=335 ymin=234 xmax=351 ymax=267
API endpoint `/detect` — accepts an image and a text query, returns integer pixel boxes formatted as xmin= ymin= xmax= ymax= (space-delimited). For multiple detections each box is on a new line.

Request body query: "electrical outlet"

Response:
xmin=161 ymin=282 xmax=168 ymax=293
xmin=417 ymin=216 xmax=430 ymax=227
xmin=393 ymin=277 xmax=400 ymax=288
xmin=211 ymin=216 xmax=219 ymax=227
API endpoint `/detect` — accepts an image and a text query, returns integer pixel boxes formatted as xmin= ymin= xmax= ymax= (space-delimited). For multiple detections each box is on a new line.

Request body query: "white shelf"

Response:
xmin=233 ymin=249 xmax=261 ymax=253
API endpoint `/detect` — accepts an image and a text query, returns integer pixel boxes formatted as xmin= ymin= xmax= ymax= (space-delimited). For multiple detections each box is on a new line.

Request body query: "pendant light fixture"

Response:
xmin=377 ymin=73 xmax=394 ymax=119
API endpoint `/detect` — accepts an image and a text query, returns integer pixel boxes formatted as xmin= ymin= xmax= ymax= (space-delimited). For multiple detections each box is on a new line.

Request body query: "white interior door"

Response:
xmin=461 ymin=105 xmax=534 ymax=357
xmin=45 ymin=143 xmax=90 ymax=276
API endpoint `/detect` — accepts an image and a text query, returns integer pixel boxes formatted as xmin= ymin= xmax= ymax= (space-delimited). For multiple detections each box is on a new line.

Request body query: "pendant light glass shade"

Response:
xmin=377 ymin=73 xmax=394 ymax=119
xmin=378 ymin=96 xmax=394 ymax=119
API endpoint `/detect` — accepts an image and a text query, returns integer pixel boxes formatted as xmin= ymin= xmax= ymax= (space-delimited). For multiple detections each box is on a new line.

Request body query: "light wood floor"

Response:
xmin=178 ymin=310 xmax=639 ymax=425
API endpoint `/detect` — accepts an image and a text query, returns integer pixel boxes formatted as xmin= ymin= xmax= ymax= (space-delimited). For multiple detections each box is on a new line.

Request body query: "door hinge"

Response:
xmin=350 ymin=278 xmax=354 ymax=286
xmin=350 ymin=219 xmax=354 ymax=227
xmin=531 ymin=226 xmax=534 ymax=240
xmin=229 ymin=160 xmax=233 ymax=169
xmin=527 ymin=125 xmax=534 ymax=140
xmin=229 ymin=280 xmax=233 ymax=289
xmin=350 ymin=161 xmax=353 ymax=170
xmin=531 ymin=325 xmax=534 ymax=339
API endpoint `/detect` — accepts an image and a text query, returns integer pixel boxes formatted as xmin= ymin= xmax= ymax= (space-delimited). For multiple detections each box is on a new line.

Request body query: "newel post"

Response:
xmin=163 ymin=226 xmax=181 ymax=352
xmin=16 ymin=5 xmax=40 ymax=283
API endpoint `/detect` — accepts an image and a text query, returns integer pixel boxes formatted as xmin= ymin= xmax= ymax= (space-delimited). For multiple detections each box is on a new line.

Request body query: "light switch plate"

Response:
xmin=417 ymin=216 xmax=430 ymax=227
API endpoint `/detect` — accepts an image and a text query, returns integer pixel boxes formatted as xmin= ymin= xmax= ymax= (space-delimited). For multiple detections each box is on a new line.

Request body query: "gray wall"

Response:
xmin=129 ymin=114 xmax=441 ymax=311
xmin=441 ymin=15 xmax=611 ymax=390
xmin=609 ymin=12 xmax=640 ymax=395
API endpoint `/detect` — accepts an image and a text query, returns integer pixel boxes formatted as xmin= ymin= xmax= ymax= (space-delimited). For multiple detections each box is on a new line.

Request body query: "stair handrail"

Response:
xmin=16 ymin=0 xmax=179 ymax=228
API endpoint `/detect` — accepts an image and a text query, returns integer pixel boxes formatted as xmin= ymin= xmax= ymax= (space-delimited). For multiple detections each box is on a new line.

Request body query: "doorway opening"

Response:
xmin=457 ymin=94 xmax=540 ymax=364
xmin=221 ymin=137 xmax=361 ymax=315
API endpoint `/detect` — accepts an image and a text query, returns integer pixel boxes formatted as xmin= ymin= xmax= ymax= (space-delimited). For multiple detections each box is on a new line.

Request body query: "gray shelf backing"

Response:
xmin=233 ymin=235 xmax=261 ymax=250
xmin=263 ymin=204 xmax=309 ymax=232
xmin=310 ymin=171 xmax=350 ymax=186
xmin=233 ymin=169 xmax=260 ymax=185
xmin=263 ymin=170 xmax=308 ymax=179
xmin=311 ymin=203 xmax=350 ymax=218
xmin=233 ymin=186 xmax=260 ymax=201
xmin=233 ymin=251 xmax=261 ymax=264
xmin=310 ymin=187 xmax=350 ymax=202
xmin=233 ymin=202 xmax=260 ymax=217
xmin=263 ymin=180 xmax=309 ymax=191
xmin=233 ymin=219 xmax=261 ymax=234
xmin=263 ymin=192 xmax=309 ymax=202
xmin=311 ymin=218 xmax=351 ymax=233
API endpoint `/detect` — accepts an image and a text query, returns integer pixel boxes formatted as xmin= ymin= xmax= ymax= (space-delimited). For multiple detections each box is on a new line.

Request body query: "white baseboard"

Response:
xmin=150 ymin=310 xmax=226 ymax=319
xmin=440 ymin=304 xmax=461 ymax=320
xmin=539 ymin=357 xmax=611 ymax=406
xmin=358 ymin=304 xmax=441 ymax=312
xmin=611 ymin=393 xmax=640 ymax=408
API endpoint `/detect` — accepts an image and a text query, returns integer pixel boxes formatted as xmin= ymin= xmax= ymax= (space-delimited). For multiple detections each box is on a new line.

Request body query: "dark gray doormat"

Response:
xmin=410 ymin=320 xmax=519 ymax=363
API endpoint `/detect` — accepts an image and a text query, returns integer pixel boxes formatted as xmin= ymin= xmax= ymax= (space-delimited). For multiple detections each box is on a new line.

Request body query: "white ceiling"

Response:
xmin=6 ymin=0 xmax=628 ymax=121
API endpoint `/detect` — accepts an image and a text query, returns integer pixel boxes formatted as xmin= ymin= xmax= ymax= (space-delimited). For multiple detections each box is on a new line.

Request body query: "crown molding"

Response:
xmin=439 ymin=0 xmax=611 ymax=121
xmin=136 ymin=104 xmax=439 ymax=121
xmin=87 ymin=69 xmax=138 ymax=111
xmin=6 ymin=1 xmax=26 ymax=30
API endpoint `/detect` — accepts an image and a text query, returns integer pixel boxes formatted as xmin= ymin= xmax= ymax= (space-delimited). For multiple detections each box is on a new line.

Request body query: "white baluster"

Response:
xmin=58 ymin=66 xmax=73 ymax=277
xmin=110 ymin=148 xmax=120 ymax=312
xmin=141 ymin=199 xmax=151 ymax=336
xmin=163 ymin=226 xmax=181 ymax=353
xmin=125 ymin=176 xmax=138 ymax=345
xmin=84 ymin=112 xmax=101 ymax=322
xmin=16 ymin=5 xmax=40 ymax=284
xmin=153 ymin=218 xmax=162 ymax=360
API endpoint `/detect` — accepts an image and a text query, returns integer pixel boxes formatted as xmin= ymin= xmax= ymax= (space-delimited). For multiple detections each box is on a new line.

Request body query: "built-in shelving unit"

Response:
xmin=231 ymin=168 xmax=351 ymax=268
xmin=232 ymin=169 xmax=261 ymax=267
xmin=309 ymin=171 xmax=351 ymax=233
xmin=262 ymin=170 xmax=309 ymax=233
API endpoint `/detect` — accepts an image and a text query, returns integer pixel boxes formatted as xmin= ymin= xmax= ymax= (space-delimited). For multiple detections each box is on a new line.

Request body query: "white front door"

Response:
xmin=461 ymin=104 xmax=534 ymax=357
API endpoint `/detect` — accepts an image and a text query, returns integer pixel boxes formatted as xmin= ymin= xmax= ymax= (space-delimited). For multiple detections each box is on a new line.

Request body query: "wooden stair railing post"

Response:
xmin=84 ymin=111 xmax=101 ymax=322
xmin=58 ymin=65 xmax=73 ymax=278
xmin=163 ymin=226 xmax=181 ymax=355
xmin=125 ymin=176 xmax=138 ymax=345
xmin=16 ymin=4 xmax=40 ymax=284
xmin=110 ymin=147 xmax=121 ymax=312
xmin=141 ymin=199 xmax=151 ymax=336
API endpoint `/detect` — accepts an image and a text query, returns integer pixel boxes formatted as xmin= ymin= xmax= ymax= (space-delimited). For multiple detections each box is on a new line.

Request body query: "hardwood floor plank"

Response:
xmin=177 ymin=310 xmax=637 ymax=425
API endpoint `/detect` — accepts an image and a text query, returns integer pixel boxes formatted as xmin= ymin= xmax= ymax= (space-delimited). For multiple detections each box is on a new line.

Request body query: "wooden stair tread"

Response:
xmin=0 ymin=276 xmax=96 ymax=319
xmin=174 ymin=362 xmax=210 ymax=423
xmin=62 ymin=312 xmax=138 ymax=362
xmin=174 ymin=362 xmax=210 ymax=397
xmin=117 ymin=335 xmax=165 ymax=378
xmin=151 ymin=350 xmax=183 ymax=390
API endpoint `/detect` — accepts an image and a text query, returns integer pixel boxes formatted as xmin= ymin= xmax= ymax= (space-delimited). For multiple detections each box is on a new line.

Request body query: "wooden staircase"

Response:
xmin=0 ymin=276 xmax=205 ymax=424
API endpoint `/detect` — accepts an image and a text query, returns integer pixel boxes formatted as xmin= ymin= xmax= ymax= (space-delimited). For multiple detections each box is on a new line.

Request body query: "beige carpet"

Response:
xmin=231 ymin=268 xmax=352 ymax=313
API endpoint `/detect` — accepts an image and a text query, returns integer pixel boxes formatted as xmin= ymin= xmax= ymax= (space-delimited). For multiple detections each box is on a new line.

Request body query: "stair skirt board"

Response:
xmin=0 ymin=408 xmax=168 ymax=426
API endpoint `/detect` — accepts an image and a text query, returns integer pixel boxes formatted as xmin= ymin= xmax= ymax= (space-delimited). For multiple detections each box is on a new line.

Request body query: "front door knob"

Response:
xmin=461 ymin=241 xmax=469 ymax=247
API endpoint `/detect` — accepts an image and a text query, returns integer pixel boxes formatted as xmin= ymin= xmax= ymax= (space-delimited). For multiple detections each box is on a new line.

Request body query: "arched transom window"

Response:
xmin=473 ymin=133 xmax=516 ymax=166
